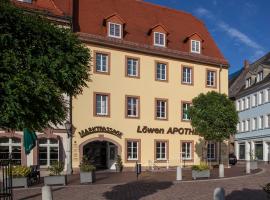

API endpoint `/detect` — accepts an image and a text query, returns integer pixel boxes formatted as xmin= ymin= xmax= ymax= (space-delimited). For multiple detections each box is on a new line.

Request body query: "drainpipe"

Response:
xmin=218 ymin=64 xmax=222 ymax=164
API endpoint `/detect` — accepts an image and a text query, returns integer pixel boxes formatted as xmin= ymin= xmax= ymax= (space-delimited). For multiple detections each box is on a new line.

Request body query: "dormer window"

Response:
xmin=108 ymin=22 xmax=122 ymax=39
xmin=191 ymin=40 xmax=201 ymax=54
xmin=246 ymin=78 xmax=251 ymax=88
xmin=17 ymin=0 xmax=32 ymax=3
xmin=154 ymin=32 xmax=166 ymax=47
xmin=257 ymin=71 xmax=263 ymax=82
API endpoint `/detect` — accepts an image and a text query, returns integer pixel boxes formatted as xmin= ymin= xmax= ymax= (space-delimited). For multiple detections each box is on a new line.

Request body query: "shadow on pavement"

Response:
xmin=103 ymin=180 xmax=173 ymax=200
xmin=226 ymin=188 xmax=268 ymax=200
xmin=17 ymin=187 xmax=65 ymax=200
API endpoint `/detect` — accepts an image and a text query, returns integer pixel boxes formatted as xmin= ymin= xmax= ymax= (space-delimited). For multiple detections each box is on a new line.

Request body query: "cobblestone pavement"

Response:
xmin=14 ymin=164 xmax=270 ymax=200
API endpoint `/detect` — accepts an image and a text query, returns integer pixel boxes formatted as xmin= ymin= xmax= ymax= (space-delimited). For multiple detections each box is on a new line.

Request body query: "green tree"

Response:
xmin=189 ymin=91 xmax=238 ymax=164
xmin=0 ymin=1 xmax=90 ymax=131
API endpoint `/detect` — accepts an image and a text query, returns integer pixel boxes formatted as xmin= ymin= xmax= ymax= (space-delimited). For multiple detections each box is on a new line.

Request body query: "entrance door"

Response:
xmin=107 ymin=143 xmax=117 ymax=170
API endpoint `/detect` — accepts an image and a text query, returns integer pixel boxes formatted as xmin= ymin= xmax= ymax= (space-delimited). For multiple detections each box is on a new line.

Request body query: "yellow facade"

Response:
xmin=72 ymin=44 xmax=228 ymax=170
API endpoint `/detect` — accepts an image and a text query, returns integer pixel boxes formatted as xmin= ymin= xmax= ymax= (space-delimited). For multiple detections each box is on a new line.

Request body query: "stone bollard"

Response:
xmin=246 ymin=161 xmax=251 ymax=174
xmin=219 ymin=164 xmax=224 ymax=178
xmin=42 ymin=186 xmax=53 ymax=200
xmin=176 ymin=166 xmax=182 ymax=181
xmin=213 ymin=187 xmax=225 ymax=200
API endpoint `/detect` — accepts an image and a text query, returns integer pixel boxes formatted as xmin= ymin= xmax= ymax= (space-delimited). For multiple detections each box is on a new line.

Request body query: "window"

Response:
xmin=127 ymin=140 xmax=139 ymax=161
xmin=95 ymin=52 xmax=109 ymax=73
xmin=156 ymin=141 xmax=167 ymax=160
xmin=181 ymin=142 xmax=192 ymax=160
xmin=237 ymin=123 xmax=240 ymax=132
xmin=241 ymin=121 xmax=245 ymax=132
xmin=182 ymin=102 xmax=191 ymax=121
xmin=252 ymin=118 xmax=257 ymax=130
xmin=126 ymin=57 xmax=139 ymax=77
xmin=95 ymin=93 xmax=109 ymax=116
xmin=257 ymin=71 xmax=263 ymax=82
xmin=236 ymin=100 xmax=241 ymax=111
xmin=241 ymin=99 xmax=245 ymax=110
xmin=252 ymin=94 xmax=257 ymax=107
xmin=108 ymin=22 xmax=122 ymax=38
xmin=246 ymin=78 xmax=251 ymax=88
xmin=39 ymin=138 xmax=59 ymax=166
xmin=191 ymin=40 xmax=201 ymax=53
xmin=259 ymin=116 xmax=263 ymax=129
xmin=207 ymin=142 xmax=216 ymax=160
xmin=126 ymin=96 xmax=139 ymax=118
xmin=265 ymin=89 xmax=270 ymax=103
xmin=259 ymin=91 xmax=263 ymax=105
xmin=206 ymin=70 xmax=216 ymax=87
xmin=255 ymin=142 xmax=263 ymax=160
xmin=0 ymin=138 xmax=21 ymax=165
xmin=266 ymin=114 xmax=270 ymax=128
xmin=246 ymin=97 xmax=250 ymax=109
xmin=245 ymin=119 xmax=250 ymax=132
xmin=155 ymin=99 xmax=168 ymax=120
xmin=156 ymin=62 xmax=167 ymax=81
xmin=17 ymin=0 xmax=32 ymax=3
xmin=154 ymin=32 xmax=166 ymax=47
xmin=182 ymin=66 xmax=193 ymax=85
xmin=239 ymin=143 xmax=245 ymax=160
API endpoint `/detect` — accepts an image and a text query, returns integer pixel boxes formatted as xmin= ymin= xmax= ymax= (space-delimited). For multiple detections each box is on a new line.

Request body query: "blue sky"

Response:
xmin=145 ymin=0 xmax=270 ymax=74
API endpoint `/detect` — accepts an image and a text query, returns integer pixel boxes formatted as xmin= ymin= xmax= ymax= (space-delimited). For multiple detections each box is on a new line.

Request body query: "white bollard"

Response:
xmin=176 ymin=166 xmax=182 ymax=181
xmin=219 ymin=164 xmax=224 ymax=178
xmin=166 ymin=160 xmax=169 ymax=170
xmin=42 ymin=186 xmax=53 ymax=200
xmin=246 ymin=161 xmax=250 ymax=174
xmin=213 ymin=187 xmax=225 ymax=200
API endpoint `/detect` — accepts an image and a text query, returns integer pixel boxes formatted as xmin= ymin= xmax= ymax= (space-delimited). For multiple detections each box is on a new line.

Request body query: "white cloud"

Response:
xmin=194 ymin=7 xmax=213 ymax=19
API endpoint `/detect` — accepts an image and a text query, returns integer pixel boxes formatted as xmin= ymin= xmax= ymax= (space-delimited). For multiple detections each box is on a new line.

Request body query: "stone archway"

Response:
xmin=79 ymin=135 xmax=122 ymax=170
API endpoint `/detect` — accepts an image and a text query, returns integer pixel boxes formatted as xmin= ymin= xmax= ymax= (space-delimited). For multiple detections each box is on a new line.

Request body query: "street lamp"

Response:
xmin=65 ymin=121 xmax=73 ymax=175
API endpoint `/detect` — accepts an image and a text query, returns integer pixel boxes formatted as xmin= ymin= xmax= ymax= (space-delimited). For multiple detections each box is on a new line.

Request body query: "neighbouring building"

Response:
xmin=0 ymin=0 xmax=72 ymax=172
xmin=229 ymin=53 xmax=270 ymax=162
xmin=71 ymin=0 xmax=229 ymax=171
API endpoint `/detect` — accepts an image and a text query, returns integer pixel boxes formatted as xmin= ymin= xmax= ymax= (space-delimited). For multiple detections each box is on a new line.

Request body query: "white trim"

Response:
xmin=154 ymin=32 xmax=166 ymax=47
xmin=191 ymin=40 xmax=201 ymax=54
xmin=108 ymin=22 xmax=122 ymax=39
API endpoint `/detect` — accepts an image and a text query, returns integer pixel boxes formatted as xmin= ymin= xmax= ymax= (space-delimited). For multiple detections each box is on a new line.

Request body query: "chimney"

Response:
xmin=244 ymin=60 xmax=249 ymax=69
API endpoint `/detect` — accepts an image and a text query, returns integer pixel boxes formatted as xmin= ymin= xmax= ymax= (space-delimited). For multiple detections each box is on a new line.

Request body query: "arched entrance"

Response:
xmin=80 ymin=137 xmax=121 ymax=170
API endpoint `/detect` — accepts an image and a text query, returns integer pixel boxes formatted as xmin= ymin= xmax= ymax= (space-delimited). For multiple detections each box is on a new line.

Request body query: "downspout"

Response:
xmin=219 ymin=64 xmax=222 ymax=164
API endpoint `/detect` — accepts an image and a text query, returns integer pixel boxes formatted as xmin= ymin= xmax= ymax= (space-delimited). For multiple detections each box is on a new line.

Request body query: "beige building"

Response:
xmin=71 ymin=0 xmax=229 ymax=170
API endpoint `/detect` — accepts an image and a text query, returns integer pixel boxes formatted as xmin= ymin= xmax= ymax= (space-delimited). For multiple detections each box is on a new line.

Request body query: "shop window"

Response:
xmin=155 ymin=141 xmax=167 ymax=160
xmin=181 ymin=142 xmax=192 ymax=160
xmin=206 ymin=70 xmax=216 ymax=87
xmin=95 ymin=52 xmax=109 ymax=74
xmin=126 ymin=57 xmax=139 ymax=77
xmin=0 ymin=137 xmax=21 ymax=165
xmin=126 ymin=140 xmax=139 ymax=161
xmin=182 ymin=66 xmax=193 ymax=85
xmin=38 ymin=138 xmax=59 ymax=166
xmin=155 ymin=99 xmax=168 ymax=120
xmin=239 ymin=143 xmax=245 ymax=160
xmin=182 ymin=102 xmax=191 ymax=121
xmin=126 ymin=96 xmax=140 ymax=118
xmin=207 ymin=142 xmax=216 ymax=161
xmin=156 ymin=62 xmax=168 ymax=81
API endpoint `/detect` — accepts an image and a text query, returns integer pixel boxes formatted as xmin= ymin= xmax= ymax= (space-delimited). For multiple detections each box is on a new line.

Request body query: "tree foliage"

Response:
xmin=0 ymin=1 xmax=90 ymax=131
xmin=189 ymin=91 xmax=238 ymax=142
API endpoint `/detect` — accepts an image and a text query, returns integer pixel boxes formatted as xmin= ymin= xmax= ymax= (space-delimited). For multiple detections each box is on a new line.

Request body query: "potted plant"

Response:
xmin=80 ymin=156 xmax=96 ymax=184
xmin=44 ymin=161 xmax=67 ymax=186
xmin=262 ymin=183 xmax=270 ymax=199
xmin=11 ymin=166 xmax=31 ymax=188
xmin=115 ymin=155 xmax=123 ymax=172
xmin=191 ymin=162 xmax=210 ymax=180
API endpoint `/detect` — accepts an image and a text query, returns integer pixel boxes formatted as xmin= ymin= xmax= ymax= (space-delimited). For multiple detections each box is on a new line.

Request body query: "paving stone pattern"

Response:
xmin=14 ymin=164 xmax=270 ymax=200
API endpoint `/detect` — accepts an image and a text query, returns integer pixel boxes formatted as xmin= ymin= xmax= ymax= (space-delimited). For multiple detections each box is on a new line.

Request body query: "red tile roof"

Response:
xmin=75 ymin=0 xmax=228 ymax=65
xmin=12 ymin=0 xmax=71 ymax=17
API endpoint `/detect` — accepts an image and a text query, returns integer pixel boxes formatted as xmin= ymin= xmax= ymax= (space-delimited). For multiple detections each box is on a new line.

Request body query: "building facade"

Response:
xmin=230 ymin=53 xmax=270 ymax=162
xmin=71 ymin=0 xmax=229 ymax=170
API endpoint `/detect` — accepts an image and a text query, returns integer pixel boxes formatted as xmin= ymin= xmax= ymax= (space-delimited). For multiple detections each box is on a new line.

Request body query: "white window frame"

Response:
xmin=259 ymin=116 xmax=264 ymax=129
xmin=127 ymin=141 xmax=138 ymax=161
xmin=266 ymin=114 xmax=270 ymax=128
xmin=0 ymin=138 xmax=21 ymax=164
xmin=127 ymin=58 xmax=139 ymax=77
xmin=154 ymin=32 xmax=166 ymax=47
xmin=156 ymin=141 xmax=167 ymax=160
xmin=257 ymin=71 xmax=263 ymax=82
xmin=252 ymin=94 xmax=257 ymax=107
xmin=182 ymin=142 xmax=192 ymax=160
xmin=246 ymin=97 xmax=250 ymax=109
xmin=241 ymin=121 xmax=245 ymax=132
xmin=182 ymin=67 xmax=192 ymax=84
xmin=96 ymin=94 xmax=108 ymax=116
xmin=39 ymin=138 xmax=59 ymax=167
xmin=108 ymin=22 xmax=122 ymax=39
xmin=156 ymin=62 xmax=167 ymax=81
xmin=191 ymin=40 xmax=201 ymax=54
xmin=245 ymin=119 xmax=250 ymax=132
xmin=259 ymin=91 xmax=263 ymax=105
xmin=241 ymin=99 xmax=245 ymax=110
xmin=96 ymin=53 xmax=109 ymax=73
xmin=207 ymin=70 xmax=216 ymax=87
xmin=156 ymin=100 xmax=167 ymax=119
xmin=237 ymin=122 xmax=240 ymax=132
xmin=246 ymin=78 xmax=251 ymax=88
xmin=252 ymin=118 xmax=257 ymax=130
xmin=182 ymin=103 xmax=191 ymax=121
xmin=207 ymin=142 xmax=216 ymax=160
xmin=127 ymin=97 xmax=139 ymax=118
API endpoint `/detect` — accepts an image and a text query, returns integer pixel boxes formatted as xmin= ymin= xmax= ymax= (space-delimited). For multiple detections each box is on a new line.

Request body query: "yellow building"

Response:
xmin=71 ymin=0 xmax=229 ymax=170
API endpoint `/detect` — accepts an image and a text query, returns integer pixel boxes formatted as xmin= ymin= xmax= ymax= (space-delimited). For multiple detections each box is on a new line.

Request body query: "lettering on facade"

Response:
xmin=137 ymin=126 xmax=197 ymax=135
xmin=79 ymin=126 xmax=123 ymax=138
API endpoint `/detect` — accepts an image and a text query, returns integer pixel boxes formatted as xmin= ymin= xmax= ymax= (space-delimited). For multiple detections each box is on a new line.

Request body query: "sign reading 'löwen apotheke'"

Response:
xmin=137 ymin=126 xmax=198 ymax=135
